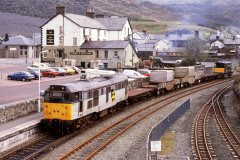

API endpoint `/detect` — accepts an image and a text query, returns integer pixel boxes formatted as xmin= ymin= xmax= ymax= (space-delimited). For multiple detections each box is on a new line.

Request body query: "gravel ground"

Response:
xmin=149 ymin=82 xmax=233 ymax=160
xmin=40 ymin=81 xmax=233 ymax=160
xmin=207 ymin=88 xmax=240 ymax=160
xmin=209 ymin=115 xmax=235 ymax=160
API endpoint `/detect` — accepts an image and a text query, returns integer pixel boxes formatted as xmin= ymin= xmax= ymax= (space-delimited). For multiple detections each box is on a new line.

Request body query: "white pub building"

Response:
xmin=41 ymin=6 xmax=139 ymax=69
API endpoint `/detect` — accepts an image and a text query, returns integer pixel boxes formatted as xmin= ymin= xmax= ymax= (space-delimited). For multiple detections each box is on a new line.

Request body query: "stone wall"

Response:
xmin=0 ymin=99 xmax=39 ymax=124
xmin=233 ymin=76 xmax=240 ymax=98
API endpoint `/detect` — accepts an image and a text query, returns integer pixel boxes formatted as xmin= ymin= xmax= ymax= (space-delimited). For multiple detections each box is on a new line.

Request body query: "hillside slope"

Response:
xmin=0 ymin=0 xmax=179 ymax=21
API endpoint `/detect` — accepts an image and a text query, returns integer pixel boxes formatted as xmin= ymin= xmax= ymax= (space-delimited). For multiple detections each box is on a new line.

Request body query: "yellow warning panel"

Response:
xmin=43 ymin=102 xmax=73 ymax=120
xmin=214 ymin=68 xmax=224 ymax=73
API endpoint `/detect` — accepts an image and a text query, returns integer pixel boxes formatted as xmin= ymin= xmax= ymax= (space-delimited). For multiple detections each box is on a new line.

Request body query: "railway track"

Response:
xmin=0 ymin=78 xmax=233 ymax=160
xmin=192 ymin=85 xmax=240 ymax=160
xmin=213 ymin=86 xmax=240 ymax=158
xmin=59 ymin=79 xmax=233 ymax=160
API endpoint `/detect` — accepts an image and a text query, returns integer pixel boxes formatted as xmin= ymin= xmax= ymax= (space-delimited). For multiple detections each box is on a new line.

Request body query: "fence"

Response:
xmin=147 ymin=99 xmax=190 ymax=160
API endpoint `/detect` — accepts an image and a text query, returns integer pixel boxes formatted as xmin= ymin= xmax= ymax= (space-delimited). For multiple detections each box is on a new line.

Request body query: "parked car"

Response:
xmin=63 ymin=67 xmax=76 ymax=75
xmin=41 ymin=69 xmax=59 ymax=77
xmin=7 ymin=71 xmax=35 ymax=81
xmin=123 ymin=69 xmax=147 ymax=79
xmin=53 ymin=67 xmax=67 ymax=76
xmin=138 ymin=69 xmax=151 ymax=77
xmin=28 ymin=70 xmax=42 ymax=80
xmin=73 ymin=66 xmax=81 ymax=74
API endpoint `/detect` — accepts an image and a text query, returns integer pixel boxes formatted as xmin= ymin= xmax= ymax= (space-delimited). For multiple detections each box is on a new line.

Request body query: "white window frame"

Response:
xmin=73 ymin=37 xmax=77 ymax=46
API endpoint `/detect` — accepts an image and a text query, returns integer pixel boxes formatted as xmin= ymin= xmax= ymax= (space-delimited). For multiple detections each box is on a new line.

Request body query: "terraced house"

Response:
xmin=41 ymin=6 xmax=138 ymax=69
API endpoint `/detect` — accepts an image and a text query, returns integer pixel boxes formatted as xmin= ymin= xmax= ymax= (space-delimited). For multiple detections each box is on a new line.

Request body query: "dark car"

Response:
xmin=7 ymin=71 xmax=35 ymax=81
xmin=41 ymin=69 xmax=59 ymax=77
xmin=28 ymin=70 xmax=42 ymax=80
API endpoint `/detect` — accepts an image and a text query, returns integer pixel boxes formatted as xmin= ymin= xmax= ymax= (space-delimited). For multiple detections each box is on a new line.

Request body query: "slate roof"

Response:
xmin=2 ymin=35 xmax=34 ymax=46
xmin=80 ymin=40 xmax=129 ymax=49
xmin=96 ymin=17 xmax=128 ymax=31
xmin=0 ymin=44 xmax=6 ymax=49
xmin=1 ymin=34 xmax=41 ymax=46
xmin=136 ymin=43 xmax=155 ymax=52
xmin=224 ymin=38 xmax=240 ymax=45
xmin=164 ymin=47 xmax=187 ymax=53
xmin=65 ymin=13 xmax=106 ymax=29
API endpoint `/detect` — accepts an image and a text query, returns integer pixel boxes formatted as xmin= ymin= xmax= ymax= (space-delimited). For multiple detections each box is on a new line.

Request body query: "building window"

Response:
xmin=97 ymin=30 xmax=100 ymax=41
xmin=59 ymin=37 xmax=63 ymax=46
xmin=104 ymin=30 xmax=107 ymax=37
xmin=95 ymin=50 xmax=99 ymax=58
xmin=73 ymin=37 xmax=77 ymax=46
xmin=20 ymin=46 xmax=23 ymax=49
xmin=25 ymin=51 xmax=27 ymax=56
xmin=42 ymin=52 xmax=47 ymax=58
xmin=114 ymin=51 xmax=118 ymax=57
xmin=59 ymin=26 xmax=63 ymax=35
xmin=20 ymin=51 xmax=23 ymax=55
xmin=104 ymin=50 xmax=108 ymax=58
xmin=89 ymin=29 xmax=92 ymax=37
xmin=24 ymin=46 xmax=27 ymax=49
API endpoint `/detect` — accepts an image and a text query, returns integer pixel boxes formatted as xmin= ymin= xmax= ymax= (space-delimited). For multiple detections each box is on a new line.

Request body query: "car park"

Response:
xmin=41 ymin=69 xmax=59 ymax=77
xmin=53 ymin=67 xmax=67 ymax=76
xmin=63 ymin=67 xmax=76 ymax=75
xmin=7 ymin=71 xmax=35 ymax=81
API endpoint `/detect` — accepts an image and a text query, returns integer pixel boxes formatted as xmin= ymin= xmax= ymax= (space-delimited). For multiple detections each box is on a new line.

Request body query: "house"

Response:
xmin=224 ymin=36 xmax=240 ymax=55
xmin=210 ymin=40 xmax=225 ymax=50
xmin=135 ymin=43 xmax=156 ymax=60
xmin=209 ymin=31 xmax=224 ymax=43
xmin=155 ymin=40 xmax=172 ymax=52
xmin=41 ymin=7 xmax=135 ymax=67
xmin=67 ymin=40 xmax=138 ymax=69
xmin=157 ymin=47 xmax=187 ymax=61
xmin=0 ymin=34 xmax=41 ymax=58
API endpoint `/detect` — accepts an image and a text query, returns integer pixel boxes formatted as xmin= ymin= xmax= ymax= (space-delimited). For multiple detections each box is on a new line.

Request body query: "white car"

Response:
xmin=123 ymin=69 xmax=147 ymax=79
xmin=28 ymin=63 xmax=51 ymax=70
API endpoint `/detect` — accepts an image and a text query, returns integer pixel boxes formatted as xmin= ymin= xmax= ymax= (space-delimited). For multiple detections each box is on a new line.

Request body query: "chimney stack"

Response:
xmin=195 ymin=30 xmax=199 ymax=38
xmin=56 ymin=6 xmax=65 ymax=15
xmin=86 ymin=8 xmax=95 ymax=19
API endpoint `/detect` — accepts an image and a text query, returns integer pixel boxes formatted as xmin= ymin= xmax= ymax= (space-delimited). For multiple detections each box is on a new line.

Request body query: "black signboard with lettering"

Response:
xmin=70 ymin=51 xmax=93 ymax=55
xmin=47 ymin=30 xmax=54 ymax=45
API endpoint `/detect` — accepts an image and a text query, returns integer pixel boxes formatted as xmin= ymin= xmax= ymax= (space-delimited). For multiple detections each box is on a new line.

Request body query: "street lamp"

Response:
xmin=25 ymin=51 xmax=28 ymax=63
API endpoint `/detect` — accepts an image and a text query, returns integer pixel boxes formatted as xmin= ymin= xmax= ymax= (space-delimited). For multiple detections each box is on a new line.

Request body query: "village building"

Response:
xmin=0 ymin=34 xmax=41 ymax=58
xmin=224 ymin=36 xmax=240 ymax=55
xmin=41 ymin=7 xmax=137 ymax=68
xmin=73 ymin=40 xmax=138 ymax=69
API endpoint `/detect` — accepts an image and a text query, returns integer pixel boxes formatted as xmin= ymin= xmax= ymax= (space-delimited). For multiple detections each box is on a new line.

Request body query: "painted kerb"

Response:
xmin=147 ymin=99 xmax=190 ymax=160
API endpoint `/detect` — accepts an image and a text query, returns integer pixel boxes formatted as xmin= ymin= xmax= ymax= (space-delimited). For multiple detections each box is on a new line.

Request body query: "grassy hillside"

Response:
xmin=0 ymin=12 xmax=46 ymax=37
xmin=0 ymin=0 xmax=179 ymax=21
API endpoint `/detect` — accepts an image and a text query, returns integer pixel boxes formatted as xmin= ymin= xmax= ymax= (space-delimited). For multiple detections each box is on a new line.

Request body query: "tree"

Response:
xmin=186 ymin=37 xmax=209 ymax=61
